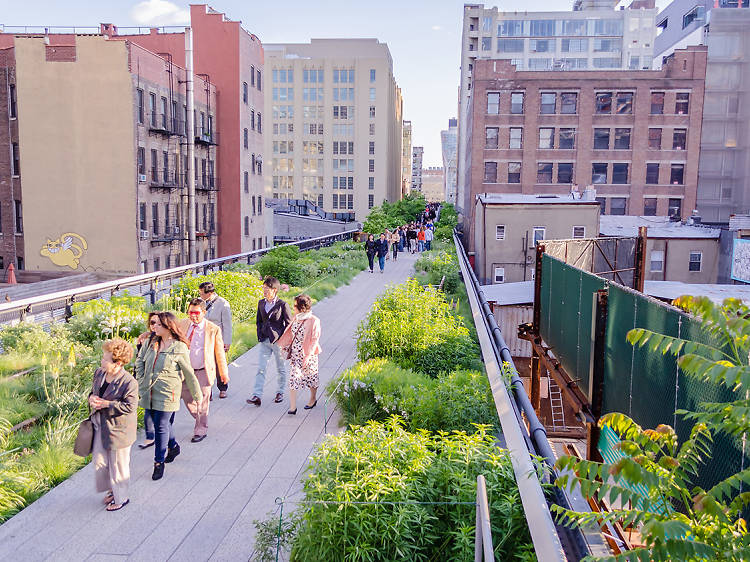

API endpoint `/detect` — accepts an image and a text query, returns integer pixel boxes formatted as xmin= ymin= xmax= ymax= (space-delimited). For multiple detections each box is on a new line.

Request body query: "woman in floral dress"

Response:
xmin=276 ymin=294 xmax=322 ymax=415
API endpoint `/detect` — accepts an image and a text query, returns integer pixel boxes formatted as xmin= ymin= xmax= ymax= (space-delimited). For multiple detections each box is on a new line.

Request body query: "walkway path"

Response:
xmin=0 ymin=251 xmax=419 ymax=562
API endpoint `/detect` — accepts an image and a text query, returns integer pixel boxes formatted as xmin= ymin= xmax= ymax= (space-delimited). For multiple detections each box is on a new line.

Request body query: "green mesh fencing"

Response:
xmin=540 ymin=254 xmax=607 ymax=403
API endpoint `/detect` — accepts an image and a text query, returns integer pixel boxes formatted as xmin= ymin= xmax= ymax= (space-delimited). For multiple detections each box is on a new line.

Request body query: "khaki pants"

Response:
xmin=92 ymin=414 xmax=131 ymax=505
xmin=181 ymin=368 xmax=212 ymax=436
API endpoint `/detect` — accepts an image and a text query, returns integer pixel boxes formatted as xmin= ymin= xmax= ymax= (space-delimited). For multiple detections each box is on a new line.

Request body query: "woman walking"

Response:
xmin=417 ymin=227 xmax=426 ymax=253
xmin=277 ymin=294 xmax=321 ymax=415
xmin=390 ymin=228 xmax=400 ymax=261
xmin=364 ymin=233 xmax=377 ymax=273
xmin=134 ymin=312 xmax=159 ymax=449
xmin=135 ymin=311 xmax=202 ymax=481
xmin=406 ymin=224 xmax=417 ymax=253
xmin=89 ymin=338 xmax=138 ymax=511
xmin=376 ymin=233 xmax=389 ymax=273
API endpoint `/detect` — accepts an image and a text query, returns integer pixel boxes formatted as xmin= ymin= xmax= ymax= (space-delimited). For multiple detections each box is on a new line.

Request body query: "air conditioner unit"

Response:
xmin=138 ymin=174 xmax=147 ymax=182
xmin=173 ymin=225 xmax=180 ymax=235
xmin=140 ymin=230 xmax=150 ymax=239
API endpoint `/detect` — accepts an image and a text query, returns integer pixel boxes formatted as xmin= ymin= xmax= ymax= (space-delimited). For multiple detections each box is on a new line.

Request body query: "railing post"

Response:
xmin=474 ymin=474 xmax=494 ymax=561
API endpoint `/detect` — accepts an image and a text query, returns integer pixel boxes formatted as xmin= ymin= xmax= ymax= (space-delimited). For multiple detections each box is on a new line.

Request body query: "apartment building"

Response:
xmin=0 ymin=33 xmax=218 ymax=274
xmin=411 ymin=146 xmax=423 ymax=192
xmin=421 ymin=167 xmax=445 ymax=203
xmin=263 ymin=39 xmax=403 ymax=221
xmin=401 ymin=120 xmax=412 ymax=197
xmin=457 ymin=0 xmax=658 ymax=214
xmin=463 ymin=47 xmax=707 ymax=254
xmin=441 ymin=118 xmax=458 ymax=204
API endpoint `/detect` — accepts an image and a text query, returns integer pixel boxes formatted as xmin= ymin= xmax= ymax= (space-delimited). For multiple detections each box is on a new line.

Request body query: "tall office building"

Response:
xmin=457 ymin=1 xmax=658 ymax=214
xmin=441 ymin=118 xmax=458 ymax=204
xmin=421 ymin=167 xmax=445 ymax=203
xmin=401 ymin=120 xmax=412 ymax=197
xmin=411 ymin=146 xmax=424 ymax=192
xmin=263 ymin=39 xmax=403 ymax=220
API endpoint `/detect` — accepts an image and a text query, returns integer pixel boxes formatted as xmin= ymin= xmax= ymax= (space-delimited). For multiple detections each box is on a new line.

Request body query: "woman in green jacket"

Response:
xmin=136 ymin=311 xmax=202 ymax=481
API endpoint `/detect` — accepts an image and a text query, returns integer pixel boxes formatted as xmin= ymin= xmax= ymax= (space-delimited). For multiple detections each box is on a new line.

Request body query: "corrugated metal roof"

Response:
xmin=729 ymin=215 xmax=750 ymax=231
xmin=479 ymin=281 xmax=534 ymax=305
xmin=600 ymin=216 xmax=720 ymax=239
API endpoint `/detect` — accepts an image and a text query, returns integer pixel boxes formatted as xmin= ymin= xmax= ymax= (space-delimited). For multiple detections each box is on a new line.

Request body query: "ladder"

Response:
xmin=548 ymin=378 xmax=567 ymax=432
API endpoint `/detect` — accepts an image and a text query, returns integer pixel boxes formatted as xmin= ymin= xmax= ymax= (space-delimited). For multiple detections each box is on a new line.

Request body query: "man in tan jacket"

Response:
xmin=179 ymin=298 xmax=229 ymax=442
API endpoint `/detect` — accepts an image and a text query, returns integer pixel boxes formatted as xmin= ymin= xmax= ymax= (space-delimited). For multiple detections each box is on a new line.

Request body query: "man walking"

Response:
xmin=376 ymin=233 xmax=389 ymax=274
xmin=247 ymin=277 xmax=292 ymax=406
xmin=424 ymin=225 xmax=433 ymax=251
xmin=199 ymin=282 xmax=232 ymax=399
xmin=179 ymin=298 xmax=229 ymax=443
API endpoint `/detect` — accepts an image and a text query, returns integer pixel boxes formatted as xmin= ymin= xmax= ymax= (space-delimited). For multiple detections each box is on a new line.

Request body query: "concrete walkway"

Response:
xmin=0 ymin=251 xmax=418 ymax=562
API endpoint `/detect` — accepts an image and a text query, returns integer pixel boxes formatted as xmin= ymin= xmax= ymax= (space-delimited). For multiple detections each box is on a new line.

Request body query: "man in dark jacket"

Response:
xmin=376 ymin=233 xmax=389 ymax=274
xmin=247 ymin=276 xmax=292 ymax=406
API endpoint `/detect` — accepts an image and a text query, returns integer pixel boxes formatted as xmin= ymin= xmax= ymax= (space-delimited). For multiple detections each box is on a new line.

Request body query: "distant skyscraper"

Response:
xmin=441 ymin=118 xmax=458 ymax=204
xmin=411 ymin=146 xmax=424 ymax=192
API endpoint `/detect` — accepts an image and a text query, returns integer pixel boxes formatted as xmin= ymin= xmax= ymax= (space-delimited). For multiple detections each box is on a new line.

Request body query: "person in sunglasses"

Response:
xmin=133 ymin=312 xmax=160 ymax=449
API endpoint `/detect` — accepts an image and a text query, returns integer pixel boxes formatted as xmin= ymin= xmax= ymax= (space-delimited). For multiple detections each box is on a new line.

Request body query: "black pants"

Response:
xmin=392 ymin=243 xmax=398 ymax=260
xmin=367 ymin=253 xmax=375 ymax=271
xmin=216 ymin=378 xmax=228 ymax=392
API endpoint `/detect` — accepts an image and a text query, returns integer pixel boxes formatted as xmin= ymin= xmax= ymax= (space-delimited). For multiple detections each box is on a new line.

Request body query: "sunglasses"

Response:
xmin=149 ymin=320 xmax=158 ymax=325
xmin=187 ymin=311 xmax=203 ymax=316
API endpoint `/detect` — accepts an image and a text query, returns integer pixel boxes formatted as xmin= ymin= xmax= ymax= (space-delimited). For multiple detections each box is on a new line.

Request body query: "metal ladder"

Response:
xmin=548 ymin=378 xmax=567 ymax=432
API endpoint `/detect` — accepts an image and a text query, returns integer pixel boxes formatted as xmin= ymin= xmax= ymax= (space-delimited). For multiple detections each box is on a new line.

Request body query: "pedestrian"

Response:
xmin=407 ymin=224 xmax=417 ymax=253
xmin=376 ymin=233 xmax=389 ymax=273
xmin=89 ymin=338 xmax=138 ymax=511
xmin=417 ymin=227 xmax=426 ymax=252
xmin=364 ymin=234 xmax=377 ymax=273
xmin=199 ymin=281 xmax=232 ymax=399
xmin=134 ymin=312 xmax=159 ymax=449
xmin=390 ymin=228 xmax=400 ymax=261
xmin=135 ymin=311 xmax=202 ymax=481
xmin=247 ymin=276 xmax=293 ymax=407
xmin=384 ymin=229 xmax=391 ymax=260
xmin=178 ymin=298 xmax=229 ymax=443
xmin=398 ymin=226 xmax=406 ymax=252
xmin=276 ymin=294 xmax=321 ymax=415
xmin=424 ymin=225 xmax=433 ymax=251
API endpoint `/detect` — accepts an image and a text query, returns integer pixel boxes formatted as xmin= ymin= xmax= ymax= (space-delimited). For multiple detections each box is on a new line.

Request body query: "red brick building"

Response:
xmin=462 ymin=46 xmax=707 ymax=253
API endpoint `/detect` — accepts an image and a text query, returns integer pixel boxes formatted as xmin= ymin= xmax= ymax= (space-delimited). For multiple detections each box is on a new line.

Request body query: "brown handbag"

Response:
xmin=73 ymin=416 xmax=94 ymax=457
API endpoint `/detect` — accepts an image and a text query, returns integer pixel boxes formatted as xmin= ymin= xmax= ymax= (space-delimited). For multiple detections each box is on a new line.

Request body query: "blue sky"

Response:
xmin=4 ymin=0 xmax=667 ymax=166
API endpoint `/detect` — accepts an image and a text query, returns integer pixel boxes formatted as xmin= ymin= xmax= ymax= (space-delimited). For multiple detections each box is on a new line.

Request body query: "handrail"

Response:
xmin=474 ymin=474 xmax=494 ymax=562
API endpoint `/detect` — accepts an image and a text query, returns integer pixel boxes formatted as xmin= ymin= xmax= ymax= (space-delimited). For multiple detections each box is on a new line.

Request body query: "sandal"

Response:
xmin=106 ymin=498 xmax=130 ymax=511
xmin=103 ymin=492 xmax=114 ymax=505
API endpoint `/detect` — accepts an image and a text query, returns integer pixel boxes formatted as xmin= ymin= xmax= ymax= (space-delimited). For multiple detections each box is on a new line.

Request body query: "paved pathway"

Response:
xmin=0 ymin=251 xmax=418 ymax=562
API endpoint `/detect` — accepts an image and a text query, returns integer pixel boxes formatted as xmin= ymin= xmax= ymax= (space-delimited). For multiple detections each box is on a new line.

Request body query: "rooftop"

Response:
xmin=477 ymin=194 xmax=600 ymax=206
xmin=599 ymin=216 xmax=720 ymax=239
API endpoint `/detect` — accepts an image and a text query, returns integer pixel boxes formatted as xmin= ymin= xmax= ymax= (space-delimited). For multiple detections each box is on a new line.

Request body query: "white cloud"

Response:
xmin=431 ymin=25 xmax=442 ymax=31
xmin=131 ymin=0 xmax=190 ymax=25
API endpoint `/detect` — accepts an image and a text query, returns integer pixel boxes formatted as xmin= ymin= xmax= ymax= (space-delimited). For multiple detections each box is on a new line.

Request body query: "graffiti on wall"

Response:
xmin=40 ymin=233 xmax=88 ymax=269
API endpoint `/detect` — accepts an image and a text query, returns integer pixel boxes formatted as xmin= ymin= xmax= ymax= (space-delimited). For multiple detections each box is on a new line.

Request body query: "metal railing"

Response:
xmin=474 ymin=475 xmax=494 ymax=561
xmin=0 ymin=230 xmax=358 ymax=326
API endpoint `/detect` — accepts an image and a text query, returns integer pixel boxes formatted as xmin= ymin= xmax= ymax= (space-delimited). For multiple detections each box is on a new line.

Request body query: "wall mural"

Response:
xmin=40 ymin=232 xmax=88 ymax=270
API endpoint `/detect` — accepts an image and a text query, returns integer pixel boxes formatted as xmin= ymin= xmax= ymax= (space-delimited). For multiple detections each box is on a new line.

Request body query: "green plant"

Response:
xmin=226 ymin=323 xmax=258 ymax=363
xmin=252 ymin=509 xmax=302 ymax=562
xmin=67 ymin=298 xmax=147 ymax=345
xmin=362 ymin=193 xmax=428 ymax=234
xmin=168 ymin=270 xmax=264 ymax=323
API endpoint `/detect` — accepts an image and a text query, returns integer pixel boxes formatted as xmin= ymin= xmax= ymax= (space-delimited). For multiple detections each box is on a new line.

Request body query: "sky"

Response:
xmin=3 ymin=0 xmax=669 ymax=167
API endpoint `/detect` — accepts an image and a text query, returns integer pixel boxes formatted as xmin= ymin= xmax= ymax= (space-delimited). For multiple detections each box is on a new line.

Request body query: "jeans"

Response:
xmin=378 ymin=256 xmax=386 ymax=271
xmin=367 ymin=253 xmax=375 ymax=271
xmin=392 ymin=243 xmax=398 ymax=260
xmin=425 ymin=241 xmax=431 ymax=251
xmin=150 ymin=409 xmax=177 ymax=463
xmin=254 ymin=340 xmax=290 ymax=397
xmin=144 ymin=408 xmax=154 ymax=440
xmin=398 ymin=239 xmax=404 ymax=251
xmin=418 ymin=240 xmax=424 ymax=252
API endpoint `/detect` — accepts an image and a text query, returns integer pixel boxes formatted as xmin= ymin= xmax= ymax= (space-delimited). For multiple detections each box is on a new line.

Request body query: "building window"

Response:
xmin=497 ymin=39 xmax=524 ymax=53
xmin=368 ymin=194 xmax=374 ymax=209
xmin=689 ymin=251 xmax=702 ymax=272
xmin=650 ymin=250 xmax=664 ymax=272
xmin=610 ymin=197 xmax=627 ymax=215
xmin=149 ymin=92 xmax=157 ymax=126
xmin=243 ymin=82 xmax=248 ymax=103
xmin=369 ymin=106 xmax=376 ymax=118
xmin=152 ymin=203 xmax=159 ymax=235
xmin=646 ymin=163 xmax=660 ymax=184
xmin=252 ymin=195 xmax=256 ymax=216
xmin=532 ymin=227 xmax=546 ymax=245
xmin=136 ymin=89 xmax=144 ymax=124
xmin=596 ymin=197 xmax=607 ymax=214
xmin=485 ymin=127 xmax=499 ymax=149
xmin=257 ymin=69 xmax=262 ymax=90
xmin=250 ymin=65 xmax=255 ymax=86
xmin=670 ymin=164 xmax=685 ymax=185
xmin=558 ymin=163 xmax=573 ymax=184
xmin=508 ymin=162 xmax=521 ymax=183
xmin=644 ymin=198 xmax=658 ymax=216
xmin=370 ymin=69 xmax=376 ymax=82
xmin=369 ymin=177 xmax=374 ymax=190
xmin=558 ymin=128 xmax=575 ymax=149
xmin=14 ymin=200 xmax=22 ymax=233
xmin=572 ymin=226 xmax=586 ymax=239
xmin=594 ymin=129 xmax=610 ymax=150
xmin=614 ymin=128 xmax=631 ymax=149
xmin=11 ymin=143 xmax=20 ymax=176
xmin=651 ymin=92 xmax=665 ymax=115
xmin=244 ymin=216 xmax=249 ymax=236
xmin=487 ymin=92 xmax=500 ymax=114
xmin=592 ymin=163 xmax=608 ymax=184
xmin=595 ymin=92 xmax=612 ymax=114
xmin=560 ymin=92 xmax=577 ymax=114
xmin=496 ymin=225 xmax=506 ymax=240
xmin=648 ymin=128 xmax=662 ymax=150
xmin=668 ymin=198 xmax=682 ymax=218
xmin=616 ymin=92 xmax=633 ymax=114
xmin=537 ymin=162 xmax=553 ymax=183
xmin=540 ymin=93 xmax=556 ymax=114
xmin=139 ymin=203 xmax=147 ymax=231
xmin=369 ymin=159 xmax=375 ymax=173
xmin=494 ymin=267 xmax=505 ymax=284
xmin=9 ymin=83 xmax=17 ymax=118
xmin=244 ymin=171 xmax=249 ymax=192
xmin=538 ymin=128 xmax=554 ymax=149
xmin=258 ymin=195 xmax=263 ymax=214
xmin=369 ymin=123 xmax=375 ymax=135
xmin=510 ymin=92 xmax=524 ymax=114
xmin=612 ymin=163 xmax=629 ymax=184
xmin=257 ymin=112 xmax=262 ymax=133
xmin=509 ymin=127 xmax=522 ymax=149
xmin=369 ymin=141 xmax=375 ymax=155
xmin=484 ymin=162 xmax=498 ymax=183
xmin=675 ymin=92 xmax=690 ymax=114
xmin=153 ymin=258 xmax=160 ymax=272
xmin=673 ymin=128 xmax=687 ymax=150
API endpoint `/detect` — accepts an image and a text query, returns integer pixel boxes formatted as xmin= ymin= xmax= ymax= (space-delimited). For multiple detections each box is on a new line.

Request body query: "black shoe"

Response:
xmin=304 ymin=399 xmax=318 ymax=410
xmin=164 ymin=444 xmax=180 ymax=463
xmin=288 ymin=408 xmax=297 ymax=415
xmin=191 ymin=435 xmax=206 ymax=443
xmin=246 ymin=396 xmax=261 ymax=406
xmin=274 ymin=393 xmax=284 ymax=403
xmin=152 ymin=462 xmax=164 ymax=480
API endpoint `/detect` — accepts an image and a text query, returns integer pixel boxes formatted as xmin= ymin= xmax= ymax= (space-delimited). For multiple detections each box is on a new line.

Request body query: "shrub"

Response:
xmin=67 ymin=298 xmax=147 ymax=345
xmin=362 ymin=193 xmax=428 ymax=234
xmin=416 ymin=249 xmax=461 ymax=295
xmin=169 ymin=270 xmax=264 ymax=324
xmin=434 ymin=223 xmax=454 ymax=243
xmin=290 ymin=418 xmax=534 ymax=561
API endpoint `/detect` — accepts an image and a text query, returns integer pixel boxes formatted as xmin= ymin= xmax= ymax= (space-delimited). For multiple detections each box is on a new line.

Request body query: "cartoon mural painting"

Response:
xmin=40 ymin=232 xmax=88 ymax=270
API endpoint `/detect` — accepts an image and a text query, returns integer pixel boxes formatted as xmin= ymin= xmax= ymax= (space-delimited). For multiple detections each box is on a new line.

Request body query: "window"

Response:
xmin=651 ymin=92 xmax=664 ymax=115
xmin=592 ymin=163 xmax=608 ymax=184
xmin=644 ymin=198 xmax=658 ymax=216
xmin=594 ymin=128 xmax=610 ymax=150
xmin=251 ymin=110 xmax=256 ymax=130
xmin=370 ymin=69 xmax=376 ymax=82
xmin=487 ymin=92 xmax=500 ymax=114
xmin=243 ymin=128 xmax=249 ymax=149
xmin=537 ymin=162 xmax=553 ymax=183
xmin=11 ymin=143 xmax=20 ymax=175
xmin=559 ymin=128 xmax=575 ymax=149
xmin=369 ymin=106 xmax=376 ymax=119
xmin=149 ymin=92 xmax=156 ymax=126
xmin=493 ymin=225 xmax=506 ymax=241
xmin=668 ymin=198 xmax=682 ymax=217
xmin=509 ymin=128 xmax=522 ymax=149
xmin=610 ymin=197 xmax=627 ymax=215
xmin=484 ymin=162 xmax=498 ymax=183
xmin=683 ymin=6 xmax=705 ymax=28
xmin=369 ymin=88 xmax=376 ymax=101
xmin=532 ymin=227 xmax=546 ymax=246
xmin=648 ymin=128 xmax=662 ymax=150
xmin=558 ymin=163 xmax=573 ymax=184
xmin=538 ymin=128 xmax=554 ymax=149
xmin=673 ymin=128 xmax=687 ymax=150
xmin=612 ymin=163 xmax=629 ymax=184
xmin=137 ymin=147 xmax=145 ymax=175
xmin=368 ymin=194 xmax=374 ymax=209
xmin=614 ymin=128 xmax=631 ymax=149
xmin=14 ymin=200 xmax=22 ymax=233
xmin=675 ymin=92 xmax=690 ymax=114
xmin=540 ymin=93 xmax=556 ymax=114
xmin=670 ymin=164 xmax=685 ymax=185
xmin=650 ymin=250 xmax=664 ymax=272
xmin=646 ymin=163 xmax=660 ymax=184
xmin=244 ymin=216 xmax=249 ymax=236
xmin=616 ymin=92 xmax=633 ymax=114
xmin=369 ymin=141 xmax=375 ymax=155
xmin=501 ymin=92 xmax=522 ymax=116
xmin=136 ymin=89 xmax=144 ymax=124
xmin=481 ymin=37 xmax=492 ymax=51
xmin=369 ymin=159 xmax=375 ymax=173
xmin=139 ymin=203 xmax=147 ymax=231
xmin=508 ymin=162 xmax=521 ymax=183
xmin=9 ymin=83 xmax=17 ymax=118
xmin=572 ymin=226 xmax=586 ymax=239
xmin=656 ymin=18 xmax=668 ymax=36
xmin=689 ymin=251 xmax=702 ymax=272
xmin=257 ymin=113 xmax=262 ymax=133
xmin=152 ymin=203 xmax=159 ymax=235
xmin=497 ymin=39 xmax=524 ymax=53
xmin=560 ymin=93 xmax=577 ymax=114
xmin=596 ymin=92 xmax=612 ymax=114
xmin=151 ymin=149 xmax=158 ymax=181
xmin=485 ymin=127 xmax=499 ymax=149
xmin=258 ymin=196 xmax=263 ymax=214
xmin=369 ymin=177 xmax=374 ymax=190
xmin=257 ymin=69 xmax=262 ymax=90
xmin=498 ymin=20 xmax=524 ymax=36
xmin=494 ymin=267 xmax=505 ymax=284
xmin=562 ymin=38 xmax=588 ymax=52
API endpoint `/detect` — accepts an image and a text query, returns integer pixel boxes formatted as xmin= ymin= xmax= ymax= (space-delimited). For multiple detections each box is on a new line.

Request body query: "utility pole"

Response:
xmin=185 ymin=27 xmax=197 ymax=264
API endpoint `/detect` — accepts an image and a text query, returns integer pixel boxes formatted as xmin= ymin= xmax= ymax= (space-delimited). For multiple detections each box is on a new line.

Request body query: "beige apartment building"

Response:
xmin=263 ymin=39 xmax=403 ymax=221
xmin=401 ymin=120 xmax=412 ymax=197
xmin=474 ymin=193 xmax=600 ymax=284
xmin=421 ymin=167 xmax=445 ymax=203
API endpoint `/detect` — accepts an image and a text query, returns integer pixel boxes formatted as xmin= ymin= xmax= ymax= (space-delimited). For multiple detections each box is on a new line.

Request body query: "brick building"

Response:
xmin=463 ymin=46 xmax=707 ymax=253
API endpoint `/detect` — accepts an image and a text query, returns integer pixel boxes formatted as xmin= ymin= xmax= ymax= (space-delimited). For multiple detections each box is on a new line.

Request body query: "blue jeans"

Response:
xmin=418 ymin=240 xmax=424 ymax=252
xmin=425 ymin=241 xmax=431 ymax=251
xmin=254 ymin=340 xmax=289 ymax=397
xmin=144 ymin=408 xmax=154 ymax=440
xmin=150 ymin=409 xmax=177 ymax=463
xmin=378 ymin=256 xmax=386 ymax=271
